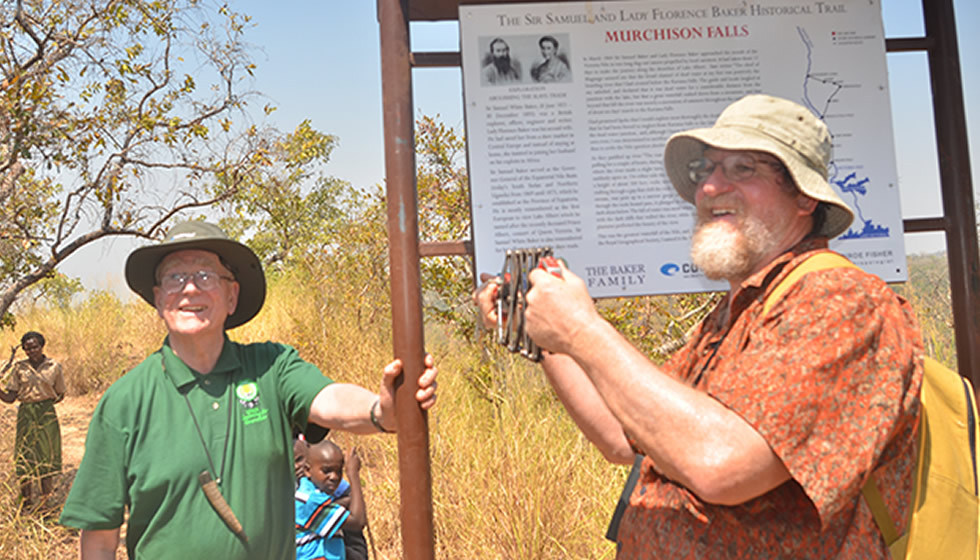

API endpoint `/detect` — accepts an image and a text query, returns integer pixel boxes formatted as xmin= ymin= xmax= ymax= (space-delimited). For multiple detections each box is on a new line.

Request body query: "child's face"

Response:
xmin=293 ymin=440 xmax=309 ymax=479
xmin=308 ymin=447 xmax=344 ymax=495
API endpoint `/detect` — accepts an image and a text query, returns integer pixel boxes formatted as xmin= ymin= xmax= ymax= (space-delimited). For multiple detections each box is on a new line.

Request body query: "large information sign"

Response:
xmin=460 ymin=0 xmax=906 ymax=297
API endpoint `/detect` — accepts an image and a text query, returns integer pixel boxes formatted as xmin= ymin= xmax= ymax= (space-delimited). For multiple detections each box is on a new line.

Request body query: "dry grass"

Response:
xmin=0 ymin=393 xmax=115 ymax=559
xmin=0 ymin=294 xmax=164 ymax=396
xmin=0 ymin=253 xmax=958 ymax=558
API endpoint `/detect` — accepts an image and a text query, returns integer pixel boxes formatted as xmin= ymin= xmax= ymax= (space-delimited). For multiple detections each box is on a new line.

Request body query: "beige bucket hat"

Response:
xmin=663 ymin=94 xmax=854 ymax=239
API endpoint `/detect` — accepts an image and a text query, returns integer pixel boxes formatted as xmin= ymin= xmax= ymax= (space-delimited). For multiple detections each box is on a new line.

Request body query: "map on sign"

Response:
xmin=797 ymin=26 xmax=890 ymax=242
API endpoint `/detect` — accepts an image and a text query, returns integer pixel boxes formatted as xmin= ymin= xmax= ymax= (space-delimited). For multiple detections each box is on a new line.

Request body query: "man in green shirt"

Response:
xmin=60 ymin=221 xmax=437 ymax=559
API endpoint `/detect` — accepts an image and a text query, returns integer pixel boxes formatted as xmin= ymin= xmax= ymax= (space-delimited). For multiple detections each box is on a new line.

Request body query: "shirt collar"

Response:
xmin=20 ymin=356 xmax=52 ymax=370
xmin=707 ymin=237 xmax=829 ymax=331
xmin=160 ymin=335 xmax=241 ymax=390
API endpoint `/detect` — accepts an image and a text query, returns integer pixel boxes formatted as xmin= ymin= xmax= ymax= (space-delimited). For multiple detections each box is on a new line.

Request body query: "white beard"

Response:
xmin=690 ymin=214 xmax=777 ymax=281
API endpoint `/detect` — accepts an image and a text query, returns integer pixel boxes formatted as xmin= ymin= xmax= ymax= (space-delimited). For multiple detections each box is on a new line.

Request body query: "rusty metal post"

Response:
xmin=922 ymin=0 xmax=980 ymax=390
xmin=378 ymin=0 xmax=435 ymax=558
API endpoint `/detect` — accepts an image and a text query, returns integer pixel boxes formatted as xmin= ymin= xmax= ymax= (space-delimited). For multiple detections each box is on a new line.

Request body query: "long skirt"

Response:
xmin=14 ymin=400 xmax=62 ymax=479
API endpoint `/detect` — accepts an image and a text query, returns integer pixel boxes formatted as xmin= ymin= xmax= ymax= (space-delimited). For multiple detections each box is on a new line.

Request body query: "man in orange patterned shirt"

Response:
xmin=475 ymin=94 xmax=923 ymax=558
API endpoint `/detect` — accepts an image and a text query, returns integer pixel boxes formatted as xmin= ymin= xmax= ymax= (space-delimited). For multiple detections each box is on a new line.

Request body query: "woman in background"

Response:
xmin=1 ymin=331 xmax=66 ymax=508
xmin=530 ymin=36 xmax=571 ymax=83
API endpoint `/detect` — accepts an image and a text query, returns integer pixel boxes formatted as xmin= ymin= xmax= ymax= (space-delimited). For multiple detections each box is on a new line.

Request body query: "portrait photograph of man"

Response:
xmin=480 ymin=37 xmax=522 ymax=85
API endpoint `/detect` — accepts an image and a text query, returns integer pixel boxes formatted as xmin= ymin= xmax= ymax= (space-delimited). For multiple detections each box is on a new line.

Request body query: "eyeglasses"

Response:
xmin=688 ymin=153 xmax=786 ymax=186
xmin=158 ymin=270 xmax=235 ymax=294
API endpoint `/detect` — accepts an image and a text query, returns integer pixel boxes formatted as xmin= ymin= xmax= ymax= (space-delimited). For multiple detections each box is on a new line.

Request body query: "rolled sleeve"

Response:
xmin=271 ymin=344 xmax=332 ymax=436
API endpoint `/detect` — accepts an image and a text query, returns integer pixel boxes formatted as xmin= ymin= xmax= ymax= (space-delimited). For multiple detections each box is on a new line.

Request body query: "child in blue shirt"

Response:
xmin=295 ymin=440 xmax=365 ymax=560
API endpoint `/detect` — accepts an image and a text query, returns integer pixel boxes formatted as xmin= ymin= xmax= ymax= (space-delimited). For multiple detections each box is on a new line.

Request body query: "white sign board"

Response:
xmin=460 ymin=0 xmax=906 ymax=297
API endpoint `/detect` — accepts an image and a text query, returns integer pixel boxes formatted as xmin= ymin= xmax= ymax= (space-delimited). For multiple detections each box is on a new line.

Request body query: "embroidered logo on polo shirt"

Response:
xmin=236 ymin=382 xmax=269 ymax=425
xmin=236 ymin=382 xmax=260 ymax=408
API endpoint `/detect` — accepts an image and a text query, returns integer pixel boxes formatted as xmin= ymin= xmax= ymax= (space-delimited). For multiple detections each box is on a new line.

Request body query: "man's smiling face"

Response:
xmin=690 ymin=148 xmax=816 ymax=283
xmin=153 ymin=249 xmax=239 ymax=339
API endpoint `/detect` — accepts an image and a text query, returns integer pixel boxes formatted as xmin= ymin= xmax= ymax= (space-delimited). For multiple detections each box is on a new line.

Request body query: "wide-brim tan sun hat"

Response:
xmin=125 ymin=221 xmax=266 ymax=329
xmin=663 ymin=94 xmax=855 ymax=239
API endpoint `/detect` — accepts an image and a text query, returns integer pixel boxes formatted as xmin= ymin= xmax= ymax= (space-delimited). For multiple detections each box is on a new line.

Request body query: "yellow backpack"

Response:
xmin=766 ymin=251 xmax=980 ymax=560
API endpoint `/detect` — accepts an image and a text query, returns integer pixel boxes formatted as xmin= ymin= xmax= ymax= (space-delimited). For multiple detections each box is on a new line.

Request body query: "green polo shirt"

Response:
xmin=60 ymin=337 xmax=331 ymax=559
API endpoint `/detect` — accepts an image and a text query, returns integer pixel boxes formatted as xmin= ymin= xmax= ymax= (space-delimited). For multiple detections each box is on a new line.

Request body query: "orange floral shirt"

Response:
xmin=618 ymin=239 xmax=923 ymax=559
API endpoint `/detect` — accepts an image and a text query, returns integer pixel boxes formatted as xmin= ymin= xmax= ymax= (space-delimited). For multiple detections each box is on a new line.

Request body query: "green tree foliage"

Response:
xmin=0 ymin=0 xmax=279 ymax=326
xmin=416 ymin=115 xmax=471 ymax=244
xmin=25 ymin=271 xmax=84 ymax=311
xmin=414 ymin=115 xmax=477 ymax=332
xmin=216 ymin=120 xmax=354 ymax=271
xmin=213 ymin=117 xmax=394 ymax=338
xmin=217 ymin=115 xmax=478 ymax=337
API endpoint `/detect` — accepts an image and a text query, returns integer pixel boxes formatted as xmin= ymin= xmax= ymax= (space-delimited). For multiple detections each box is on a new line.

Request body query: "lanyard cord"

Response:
xmin=161 ymin=356 xmax=234 ymax=485
xmin=691 ymin=332 xmax=726 ymax=387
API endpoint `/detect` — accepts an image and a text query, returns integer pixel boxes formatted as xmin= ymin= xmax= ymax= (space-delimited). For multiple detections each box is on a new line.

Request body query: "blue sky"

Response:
xmin=65 ymin=0 xmax=978 ymax=293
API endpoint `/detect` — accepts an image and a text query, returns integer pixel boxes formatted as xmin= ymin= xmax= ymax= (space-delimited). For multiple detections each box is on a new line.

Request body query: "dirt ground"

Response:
xmin=0 ymin=393 xmax=102 ymax=494
xmin=55 ymin=394 xmax=98 ymax=473
xmin=0 ymin=393 xmax=125 ymax=558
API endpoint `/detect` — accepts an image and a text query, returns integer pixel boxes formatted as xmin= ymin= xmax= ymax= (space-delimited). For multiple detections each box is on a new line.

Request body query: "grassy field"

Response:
xmin=0 ymin=252 xmax=957 ymax=559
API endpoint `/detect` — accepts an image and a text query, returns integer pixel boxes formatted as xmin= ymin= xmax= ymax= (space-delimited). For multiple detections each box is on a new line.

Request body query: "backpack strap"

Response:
xmin=762 ymin=251 xmax=857 ymax=315
xmin=861 ymin=475 xmax=901 ymax=546
xmin=763 ymin=251 xmax=901 ymax=547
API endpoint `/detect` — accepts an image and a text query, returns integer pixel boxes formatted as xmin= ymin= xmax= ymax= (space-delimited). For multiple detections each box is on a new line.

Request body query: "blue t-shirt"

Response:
xmin=295 ymin=476 xmax=349 ymax=560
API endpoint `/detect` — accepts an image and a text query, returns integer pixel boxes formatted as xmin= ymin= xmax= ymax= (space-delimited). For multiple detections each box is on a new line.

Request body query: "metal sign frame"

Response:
xmin=377 ymin=1 xmax=976 ymax=558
